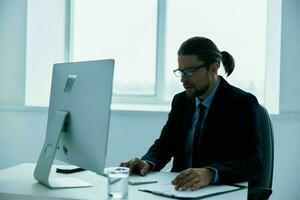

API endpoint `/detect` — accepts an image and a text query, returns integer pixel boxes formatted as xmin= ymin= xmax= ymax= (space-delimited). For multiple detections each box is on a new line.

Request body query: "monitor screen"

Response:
xmin=34 ymin=59 xmax=114 ymax=188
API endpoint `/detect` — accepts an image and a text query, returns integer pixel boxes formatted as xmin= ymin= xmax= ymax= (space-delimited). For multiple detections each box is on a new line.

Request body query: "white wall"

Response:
xmin=0 ymin=107 xmax=47 ymax=169
xmin=1 ymin=0 xmax=300 ymax=199
xmin=0 ymin=0 xmax=26 ymax=105
xmin=271 ymin=114 xmax=300 ymax=199
xmin=0 ymin=107 xmax=168 ymax=170
xmin=279 ymin=0 xmax=300 ymax=113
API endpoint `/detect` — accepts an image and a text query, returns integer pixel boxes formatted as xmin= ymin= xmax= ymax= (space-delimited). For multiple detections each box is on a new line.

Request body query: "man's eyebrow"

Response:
xmin=184 ymin=66 xmax=198 ymax=69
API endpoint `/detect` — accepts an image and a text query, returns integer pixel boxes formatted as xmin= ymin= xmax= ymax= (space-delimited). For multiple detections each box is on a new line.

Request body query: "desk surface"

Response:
xmin=0 ymin=163 xmax=247 ymax=200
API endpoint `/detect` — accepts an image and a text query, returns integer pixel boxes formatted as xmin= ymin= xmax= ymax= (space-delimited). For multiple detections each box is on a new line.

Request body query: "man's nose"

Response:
xmin=181 ymin=75 xmax=189 ymax=83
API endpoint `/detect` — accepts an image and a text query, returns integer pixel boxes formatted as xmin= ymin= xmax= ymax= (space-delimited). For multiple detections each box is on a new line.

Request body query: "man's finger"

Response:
xmin=192 ymin=180 xmax=206 ymax=191
xmin=127 ymin=159 xmax=139 ymax=173
xmin=180 ymin=177 xmax=200 ymax=191
xmin=139 ymin=161 xmax=150 ymax=176
xmin=173 ymin=171 xmax=195 ymax=189
xmin=129 ymin=158 xmax=141 ymax=168
xmin=172 ymin=169 xmax=192 ymax=185
xmin=179 ymin=172 xmax=197 ymax=186
xmin=140 ymin=165 xmax=146 ymax=176
xmin=119 ymin=161 xmax=129 ymax=167
xmin=129 ymin=158 xmax=147 ymax=175
xmin=172 ymin=171 xmax=185 ymax=184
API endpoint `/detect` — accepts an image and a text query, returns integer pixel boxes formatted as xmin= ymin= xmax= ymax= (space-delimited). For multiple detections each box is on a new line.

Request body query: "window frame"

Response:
xmin=66 ymin=0 xmax=169 ymax=105
xmin=64 ymin=0 xmax=279 ymax=113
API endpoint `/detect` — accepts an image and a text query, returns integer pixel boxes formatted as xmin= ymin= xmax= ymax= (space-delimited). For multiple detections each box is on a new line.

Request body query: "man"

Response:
xmin=121 ymin=36 xmax=262 ymax=191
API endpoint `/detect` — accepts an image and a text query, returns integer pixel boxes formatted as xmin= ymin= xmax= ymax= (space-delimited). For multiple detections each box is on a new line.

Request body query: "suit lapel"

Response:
xmin=176 ymin=95 xmax=195 ymax=150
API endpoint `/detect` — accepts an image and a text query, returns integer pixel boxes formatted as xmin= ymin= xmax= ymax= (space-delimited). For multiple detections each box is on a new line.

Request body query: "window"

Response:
xmin=26 ymin=0 xmax=277 ymax=113
xmin=71 ymin=0 xmax=157 ymax=96
xmin=25 ymin=0 xmax=66 ymax=106
xmin=164 ymin=0 xmax=267 ymax=103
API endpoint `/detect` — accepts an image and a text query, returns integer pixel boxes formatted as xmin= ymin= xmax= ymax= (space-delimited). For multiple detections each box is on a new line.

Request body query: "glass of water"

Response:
xmin=107 ymin=167 xmax=129 ymax=199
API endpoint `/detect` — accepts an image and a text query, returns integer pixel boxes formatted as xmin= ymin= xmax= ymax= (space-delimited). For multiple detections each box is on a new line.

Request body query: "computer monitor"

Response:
xmin=34 ymin=59 xmax=114 ymax=188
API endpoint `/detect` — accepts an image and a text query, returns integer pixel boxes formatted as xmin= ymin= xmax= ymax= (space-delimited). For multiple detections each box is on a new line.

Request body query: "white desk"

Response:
xmin=0 ymin=163 xmax=247 ymax=200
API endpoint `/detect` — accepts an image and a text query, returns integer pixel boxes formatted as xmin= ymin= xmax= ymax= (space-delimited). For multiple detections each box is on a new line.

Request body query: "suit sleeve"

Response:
xmin=141 ymin=95 xmax=179 ymax=171
xmin=209 ymin=95 xmax=263 ymax=184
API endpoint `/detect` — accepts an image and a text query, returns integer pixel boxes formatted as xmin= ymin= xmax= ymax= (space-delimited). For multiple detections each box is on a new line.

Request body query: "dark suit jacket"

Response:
xmin=142 ymin=76 xmax=262 ymax=184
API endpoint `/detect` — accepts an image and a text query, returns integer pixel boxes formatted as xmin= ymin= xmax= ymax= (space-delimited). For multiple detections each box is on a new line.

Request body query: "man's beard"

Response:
xmin=193 ymin=83 xmax=210 ymax=97
xmin=185 ymin=78 xmax=210 ymax=98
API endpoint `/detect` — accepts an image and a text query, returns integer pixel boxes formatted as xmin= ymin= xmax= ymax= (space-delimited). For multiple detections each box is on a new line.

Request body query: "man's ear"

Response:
xmin=210 ymin=62 xmax=219 ymax=74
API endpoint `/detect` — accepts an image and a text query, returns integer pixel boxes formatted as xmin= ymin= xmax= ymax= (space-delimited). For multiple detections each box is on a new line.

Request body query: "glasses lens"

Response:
xmin=173 ymin=69 xmax=183 ymax=77
xmin=184 ymin=68 xmax=195 ymax=76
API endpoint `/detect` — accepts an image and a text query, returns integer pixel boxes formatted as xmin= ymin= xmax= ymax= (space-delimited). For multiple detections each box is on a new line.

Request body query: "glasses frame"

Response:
xmin=173 ymin=64 xmax=207 ymax=77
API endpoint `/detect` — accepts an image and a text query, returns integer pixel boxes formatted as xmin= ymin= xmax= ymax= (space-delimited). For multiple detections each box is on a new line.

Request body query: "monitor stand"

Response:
xmin=34 ymin=111 xmax=92 ymax=188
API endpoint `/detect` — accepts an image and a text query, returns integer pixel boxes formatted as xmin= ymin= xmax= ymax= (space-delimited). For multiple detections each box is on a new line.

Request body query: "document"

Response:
xmin=135 ymin=172 xmax=246 ymax=199
xmin=138 ymin=183 xmax=245 ymax=199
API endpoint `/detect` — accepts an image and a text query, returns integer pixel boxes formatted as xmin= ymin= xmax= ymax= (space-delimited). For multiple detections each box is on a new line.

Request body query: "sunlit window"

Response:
xmin=25 ymin=0 xmax=273 ymax=110
xmin=72 ymin=0 xmax=157 ymax=95
xmin=164 ymin=0 xmax=267 ymax=104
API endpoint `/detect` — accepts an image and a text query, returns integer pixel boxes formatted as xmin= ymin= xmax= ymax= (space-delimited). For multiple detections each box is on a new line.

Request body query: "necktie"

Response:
xmin=192 ymin=103 xmax=206 ymax=167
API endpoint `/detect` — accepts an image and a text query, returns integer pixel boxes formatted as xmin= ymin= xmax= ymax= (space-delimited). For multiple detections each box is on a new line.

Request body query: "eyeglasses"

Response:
xmin=173 ymin=64 xmax=206 ymax=77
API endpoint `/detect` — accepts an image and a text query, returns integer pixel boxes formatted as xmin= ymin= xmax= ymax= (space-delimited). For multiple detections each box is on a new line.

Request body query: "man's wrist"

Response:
xmin=205 ymin=167 xmax=218 ymax=184
xmin=142 ymin=160 xmax=155 ymax=171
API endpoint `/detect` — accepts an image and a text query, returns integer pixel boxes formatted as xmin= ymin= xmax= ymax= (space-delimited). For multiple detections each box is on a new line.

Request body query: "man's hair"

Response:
xmin=177 ymin=36 xmax=235 ymax=76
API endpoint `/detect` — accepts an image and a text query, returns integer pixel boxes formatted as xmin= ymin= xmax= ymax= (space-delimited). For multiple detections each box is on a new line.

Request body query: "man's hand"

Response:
xmin=120 ymin=158 xmax=150 ymax=176
xmin=172 ymin=168 xmax=214 ymax=191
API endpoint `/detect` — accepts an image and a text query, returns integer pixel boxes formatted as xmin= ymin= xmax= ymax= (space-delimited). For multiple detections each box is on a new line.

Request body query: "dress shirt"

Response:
xmin=186 ymin=77 xmax=221 ymax=183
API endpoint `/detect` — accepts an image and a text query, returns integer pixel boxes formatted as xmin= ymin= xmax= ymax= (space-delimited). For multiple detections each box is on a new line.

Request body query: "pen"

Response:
xmin=138 ymin=189 xmax=174 ymax=198
xmin=130 ymin=180 xmax=158 ymax=185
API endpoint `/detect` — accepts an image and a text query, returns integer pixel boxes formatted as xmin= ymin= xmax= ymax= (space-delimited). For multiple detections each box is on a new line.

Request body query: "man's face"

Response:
xmin=178 ymin=55 xmax=213 ymax=98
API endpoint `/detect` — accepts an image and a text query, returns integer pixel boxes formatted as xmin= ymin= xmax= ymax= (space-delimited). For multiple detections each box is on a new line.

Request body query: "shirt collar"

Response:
xmin=195 ymin=76 xmax=220 ymax=109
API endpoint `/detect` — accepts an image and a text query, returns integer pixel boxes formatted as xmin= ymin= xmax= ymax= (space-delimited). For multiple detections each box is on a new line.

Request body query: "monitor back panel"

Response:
xmin=47 ymin=59 xmax=114 ymax=174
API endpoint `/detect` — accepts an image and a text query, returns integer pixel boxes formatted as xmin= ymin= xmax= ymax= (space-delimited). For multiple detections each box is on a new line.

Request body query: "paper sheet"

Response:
xmin=138 ymin=183 xmax=244 ymax=198
xmin=133 ymin=172 xmax=246 ymax=198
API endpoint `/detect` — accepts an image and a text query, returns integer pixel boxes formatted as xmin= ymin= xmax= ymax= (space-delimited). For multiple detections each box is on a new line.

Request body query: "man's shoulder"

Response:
xmin=222 ymin=82 xmax=259 ymax=107
xmin=220 ymin=77 xmax=258 ymax=103
xmin=169 ymin=91 xmax=194 ymax=111
xmin=174 ymin=91 xmax=187 ymax=99
xmin=172 ymin=91 xmax=190 ymax=103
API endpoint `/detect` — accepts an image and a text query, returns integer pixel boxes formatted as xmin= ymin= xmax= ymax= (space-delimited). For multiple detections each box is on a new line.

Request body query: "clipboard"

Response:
xmin=138 ymin=183 xmax=247 ymax=199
